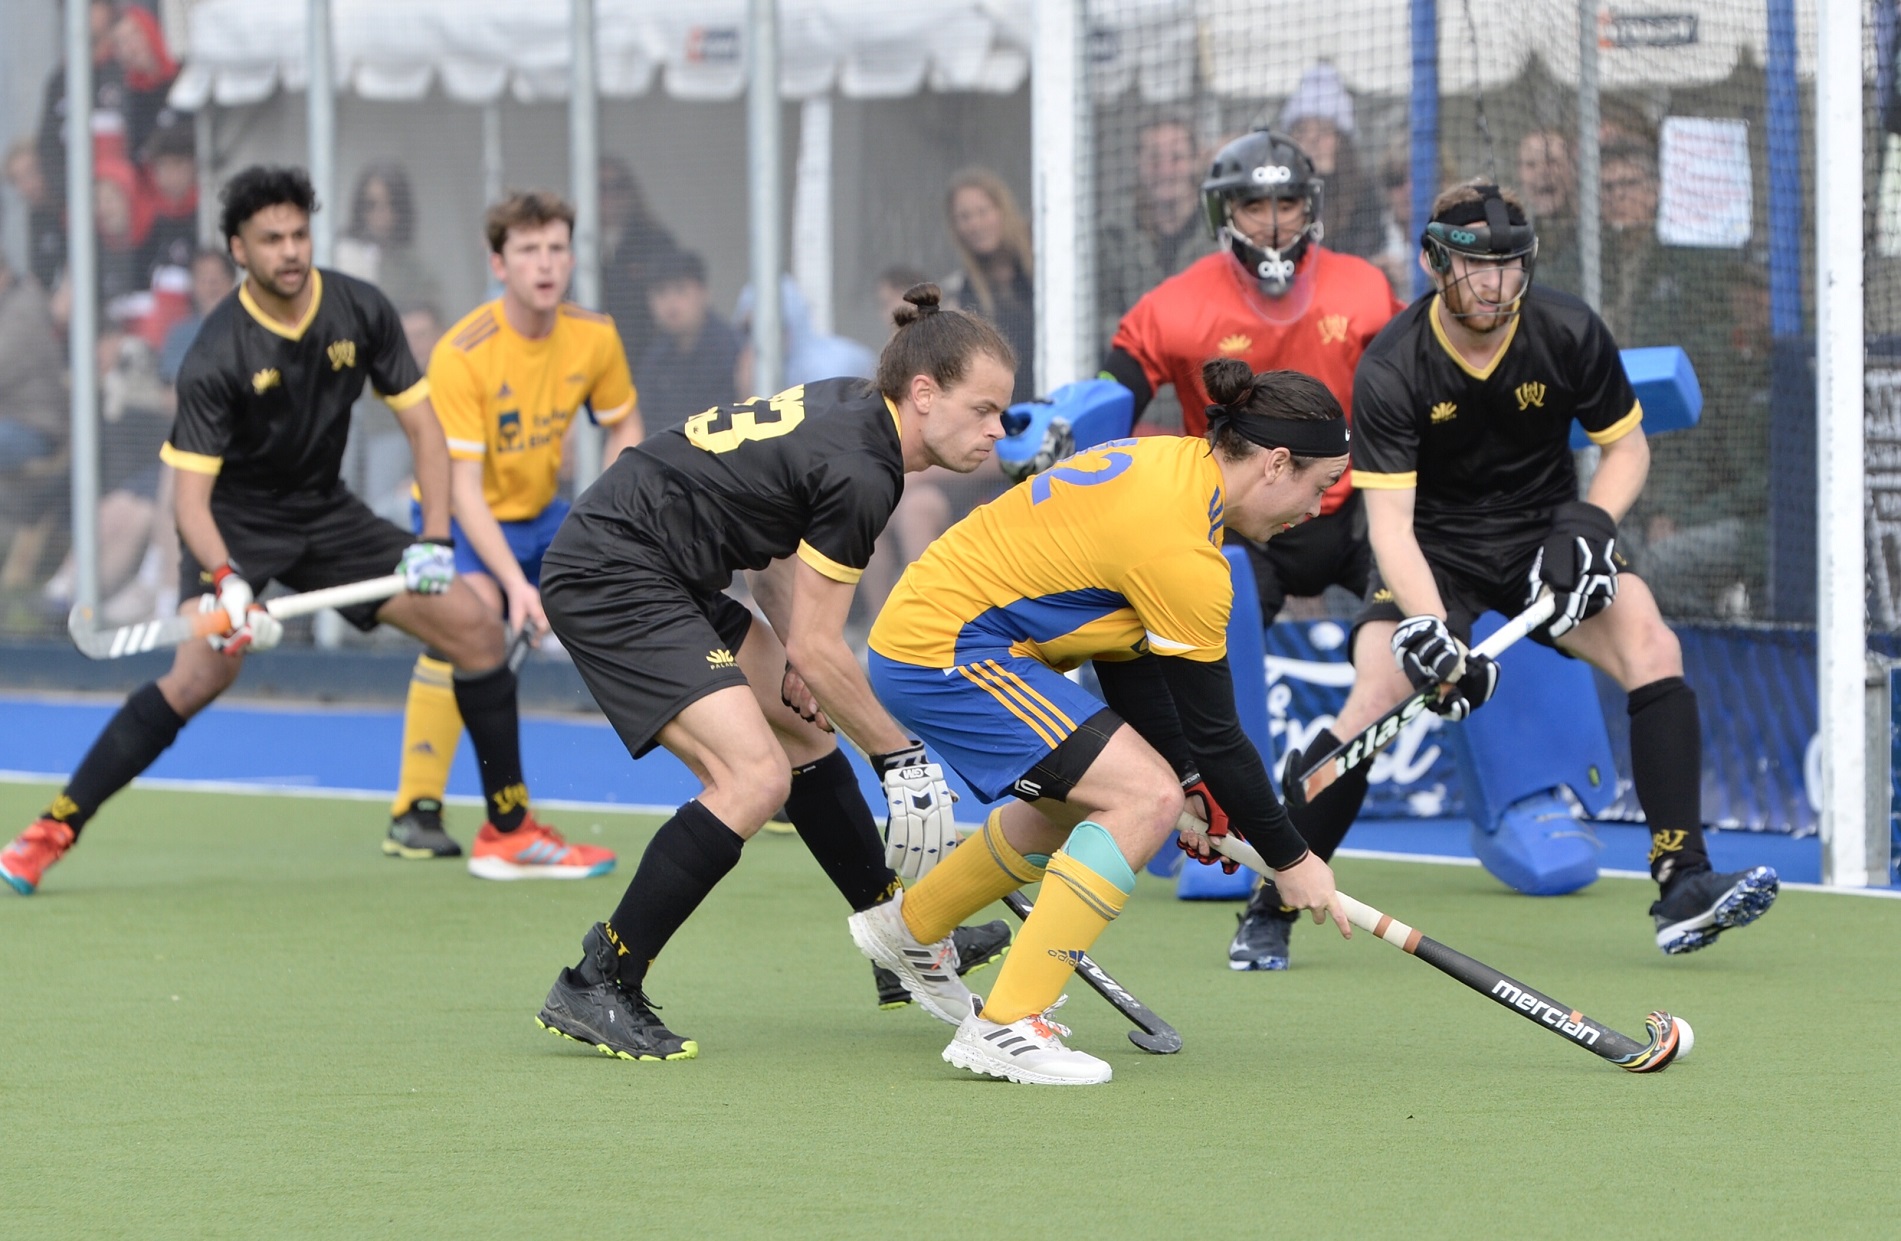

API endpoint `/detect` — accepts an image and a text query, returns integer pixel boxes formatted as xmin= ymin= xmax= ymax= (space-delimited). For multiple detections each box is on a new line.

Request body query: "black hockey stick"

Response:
xmin=1289 ymin=593 xmax=1557 ymax=805
xmin=1001 ymin=890 xmax=1181 ymax=1055
xmin=67 ymin=574 xmax=408 ymax=660
xmin=1214 ymin=837 xmax=1692 ymax=1073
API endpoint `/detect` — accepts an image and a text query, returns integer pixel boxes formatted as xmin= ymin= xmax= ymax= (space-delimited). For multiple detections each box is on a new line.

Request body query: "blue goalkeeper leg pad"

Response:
xmin=1177 ymin=858 xmax=1258 ymax=899
xmin=1470 ymin=791 xmax=1602 ymax=896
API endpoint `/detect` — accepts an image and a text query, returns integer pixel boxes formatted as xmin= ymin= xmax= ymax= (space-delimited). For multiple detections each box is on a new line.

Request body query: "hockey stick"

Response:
xmin=1289 ymin=593 xmax=1558 ymax=805
xmin=1213 ymin=836 xmax=1692 ymax=1073
xmin=1000 ymin=889 xmax=1182 ymax=1055
xmin=67 ymin=573 xmax=408 ymax=660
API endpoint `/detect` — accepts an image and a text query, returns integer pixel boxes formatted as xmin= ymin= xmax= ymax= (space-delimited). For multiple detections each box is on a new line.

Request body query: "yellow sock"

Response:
xmin=390 ymin=654 xmax=462 ymax=816
xmin=981 ymin=845 xmax=1130 ymax=1025
xmin=902 ymin=809 xmax=1047 ymax=943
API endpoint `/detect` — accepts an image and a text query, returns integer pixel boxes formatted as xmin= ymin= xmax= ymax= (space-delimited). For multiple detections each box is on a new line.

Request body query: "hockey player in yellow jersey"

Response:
xmin=385 ymin=191 xmax=643 ymax=872
xmin=851 ymin=359 xmax=1354 ymax=1085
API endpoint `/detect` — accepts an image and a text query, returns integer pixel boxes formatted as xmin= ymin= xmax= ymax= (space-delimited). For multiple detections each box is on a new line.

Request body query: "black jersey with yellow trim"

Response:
xmin=548 ymin=376 xmax=904 ymax=593
xmin=1350 ymin=284 xmax=1640 ymax=556
xmin=162 ymin=268 xmax=427 ymax=496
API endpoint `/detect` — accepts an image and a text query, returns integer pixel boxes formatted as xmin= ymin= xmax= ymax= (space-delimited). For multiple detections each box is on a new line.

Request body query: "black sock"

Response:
xmin=784 ymin=749 xmax=901 ymax=912
xmin=452 ymin=662 xmax=528 ymax=832
xmin=1627 ymin=676 xmax=1711 ymax=889
xmin=51 ymin=682 xmax=186 ymax=837
xmin=1287 ymin=729 xmax=1370 ymax=863
xmin=607 ymin=800 xmax=744 ymax=989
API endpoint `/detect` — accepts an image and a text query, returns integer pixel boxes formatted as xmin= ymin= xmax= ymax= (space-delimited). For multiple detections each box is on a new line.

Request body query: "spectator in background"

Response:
xmin=1097 ymin=108 xmax=1212 ymax=347
xmin=336 ymin=162 xmax=441 ymax=313
xmin=1279 ymin=63 xmax=1383 ymax=260
xmin=0 ymin=252 xmax=66 ymax=467
xmin=943 ymin=167 xmax=1036 ymax=403
xmin=597 ymin=156 xmax=678 ymax=366
xmin=5 ymin=141 xmax=66 ymax=292
xmin=1372 ymin=137 xmax=1415 ymax=298
xmin=158 ymin=248 xmax=235 ymax=384
xmin=76 ymin=156 xmax=156 ymax=326
xmin=1515 ymin=125 xmax=1580 ymax=295
xmin=34 ymin=0 xmax=123 ymax=219
xmin=108 ymin=5 xmax=178 ymax=163
xmin=356 ymin=303 xmax=449 ymax=525
xmin=140 ymin=118 xmax=199 ymax=275
xmin=637 ymin=248 xmax=739 ymax=435
xmin=733 ymin=274 xmax=876 ymax=395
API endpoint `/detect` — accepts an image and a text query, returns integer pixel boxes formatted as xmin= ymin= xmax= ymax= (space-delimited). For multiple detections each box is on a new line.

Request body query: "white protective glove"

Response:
xmin=400 ymin=540 xmax=457 ymax=594
xmin=872 ymin=741 xmax=960 ymax=882
xmin=203 ymin=564 xmax=282 ymax=655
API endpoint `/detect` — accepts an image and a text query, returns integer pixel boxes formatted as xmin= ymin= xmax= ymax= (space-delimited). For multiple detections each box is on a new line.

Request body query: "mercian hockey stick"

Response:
xmin=1213 ymin=836 xmax=1692 ymax=1073
xmin=1288 ymin=593 xmax=1558 ymax=806
xmin=68 ymin=573 xmax=408 ymax=660
xmin=1000 ymin=890 xmax=1182 ymax=1054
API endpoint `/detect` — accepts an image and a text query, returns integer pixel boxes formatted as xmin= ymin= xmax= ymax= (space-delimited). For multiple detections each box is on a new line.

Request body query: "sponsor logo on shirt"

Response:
xmin=1430 ymin=401 xmax=1458 ymax=424
xmin=252 ymin=368 xmax=282 ymax=395
xmin=1515 ymin=381 xmax=1547 ymax=410
xmin=1317 ymin=314 xmax=1349 ymax=345
xmin=706 ymin=648 xmax=736 ymax=669
xmin=1218 ymin=333 xmax=1251 ymax=355
xmin=327 ymin=339 xmax=357 ymax=371
xmin=497 ymin=409 xmax=523 ymax=450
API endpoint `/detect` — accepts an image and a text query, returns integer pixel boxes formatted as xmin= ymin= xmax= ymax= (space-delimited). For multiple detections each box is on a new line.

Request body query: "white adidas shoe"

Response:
xmin=942 ymin=997 xmax=1112 ymax=1086
xmin=846 ymin=889 xmax=975 ymax=1026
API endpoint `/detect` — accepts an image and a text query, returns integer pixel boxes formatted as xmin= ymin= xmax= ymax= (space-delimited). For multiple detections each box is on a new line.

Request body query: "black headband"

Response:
xmin=1206 ymin=406 xmax=1351 ymax=457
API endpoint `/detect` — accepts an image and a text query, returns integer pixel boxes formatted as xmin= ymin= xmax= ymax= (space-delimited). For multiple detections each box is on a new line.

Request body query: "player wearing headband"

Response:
xmin=853 ymin=361 xmax=1352 ymax=1086
xmin=1266 ymin=180 xmax=1776 ymax=962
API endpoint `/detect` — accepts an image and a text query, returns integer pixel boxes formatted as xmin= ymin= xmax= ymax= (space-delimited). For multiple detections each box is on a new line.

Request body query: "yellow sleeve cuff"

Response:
xmin=1350 ymin=469 xmax=1417 ymax=490
xmin=1585 ymin=401 xmax=1643 ymax=446
xmin=381 ymin=377 xmax=432 ymax=411
xmin=160 ymin=442 xmax=222 ymax=475
xmin=797 ymin=541 xmax=864 ymax=584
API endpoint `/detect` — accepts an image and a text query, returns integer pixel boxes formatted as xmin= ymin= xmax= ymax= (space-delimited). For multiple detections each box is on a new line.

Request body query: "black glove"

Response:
xmin=1391 ymin=615 xmax=1495 ymax=721
xmin=1529 ymin=500 xmax=1619 ymax=639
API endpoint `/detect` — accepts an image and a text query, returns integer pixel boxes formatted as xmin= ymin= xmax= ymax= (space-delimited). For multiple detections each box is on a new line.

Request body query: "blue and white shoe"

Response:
xmin=1650 ymin=865 xmax=1779 ymax=955
xmin=1228 ymin=881 xmax=1297 ymax=971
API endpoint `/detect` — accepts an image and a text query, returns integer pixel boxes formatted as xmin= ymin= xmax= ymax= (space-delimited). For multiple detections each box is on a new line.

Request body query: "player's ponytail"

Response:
xmin=877 ymin=283 xmax=1018 ymax=403
xmin=1200 ymin=360 xmax=1347 ymax=467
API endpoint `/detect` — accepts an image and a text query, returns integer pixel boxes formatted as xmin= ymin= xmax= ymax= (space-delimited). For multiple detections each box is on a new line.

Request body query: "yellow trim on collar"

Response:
xmin=1428 ymin=293 xmax=1520 ymax=382
xmin=238 ymin=269 xmax=324 ymax=341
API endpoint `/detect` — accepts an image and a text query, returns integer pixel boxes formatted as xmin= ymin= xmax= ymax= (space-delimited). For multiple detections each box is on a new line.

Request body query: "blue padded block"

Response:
xmin=1177 ymin=856 xmax=1257 ymax=898
xmin=1569 ymin=346 xmax=1702 ymax=449
xmin=996 ymin=379 xmax=1134 ymax=475
xmin=1469 ymin=791 xmax=1603 ymax=896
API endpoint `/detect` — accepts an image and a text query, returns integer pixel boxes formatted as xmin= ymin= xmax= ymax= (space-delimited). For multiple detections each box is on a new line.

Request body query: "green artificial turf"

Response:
xmin=2 ymin=781 xmax=1897 ymax=1239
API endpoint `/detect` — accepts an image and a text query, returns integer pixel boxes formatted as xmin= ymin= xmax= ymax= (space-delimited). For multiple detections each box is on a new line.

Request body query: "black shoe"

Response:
xmin=536 ymin=924 xmax=698 ymax=1060
xmin=874 ymin=918 xmax=1011 ymax=1009
xmin=1649 ymin=865 xmax=1779 ymax=955
xmin=383 ymin=798 xmax=461 ymax=859
xmin=1229 ymin=879 xmax=1298 ymax=971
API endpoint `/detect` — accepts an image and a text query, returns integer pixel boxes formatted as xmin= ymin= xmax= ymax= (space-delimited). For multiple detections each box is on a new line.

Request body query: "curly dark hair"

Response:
xmin=219 ymin=165 xmax=318 ymax=243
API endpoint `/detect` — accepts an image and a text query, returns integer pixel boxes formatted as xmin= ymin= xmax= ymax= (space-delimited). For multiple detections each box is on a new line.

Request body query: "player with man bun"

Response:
xmin=1282 ymin=179 xmax=1778 ymax=958
xmin=2 ymin=166 xmax=558 ymax=895
xmin=855 ymin=361 xmax=1353 ymax=1086
xmin=1099 ymin=127 xmax=1402 ymax=970
xmin=530 ymin=284 xmax=1016 ymax=1062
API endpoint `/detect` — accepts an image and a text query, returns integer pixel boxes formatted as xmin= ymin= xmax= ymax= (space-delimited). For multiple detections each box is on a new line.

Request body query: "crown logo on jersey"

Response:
xmin=1218 ymin=333 xmax=1252 ymax=354
xmin=1515 ymin=382 xmax=1547 ymax=411
xmin=1430 ymin=401 xmax=1457 ymax=424
xmin=252 ymin=368 xmax=281 ymax=395
xmin=1317 ymin=315 xmax=1349 ymax=345
xmin=706 ymin=648 xmax=736 ymax=669
xmin=327 ymin=340 xmax=357 ymax=371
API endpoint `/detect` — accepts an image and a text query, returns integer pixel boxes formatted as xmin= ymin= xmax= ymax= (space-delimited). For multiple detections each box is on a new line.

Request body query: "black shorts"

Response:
xmin=1352 ymin=536 xmax=1639 ymax=650
xmin=179 ymin=485 xmax=413 ymax=631
xmin=1241 ymin=492 xmax=1372 ymax=624
xmin=540 ymin=558 xmax=756 ymax=759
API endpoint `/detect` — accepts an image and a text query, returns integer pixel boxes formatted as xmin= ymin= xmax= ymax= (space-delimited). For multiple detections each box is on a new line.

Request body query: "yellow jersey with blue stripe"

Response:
xmin=428 ymin=300 xmax=636 ymax=521
xmin=870 ymin=436 xmax=1233 ymax=672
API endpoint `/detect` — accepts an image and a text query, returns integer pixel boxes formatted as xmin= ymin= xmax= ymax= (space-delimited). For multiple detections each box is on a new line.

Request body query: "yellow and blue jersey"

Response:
xmin=871 ymin=435 xmax=1234 ymax=672
xmin=428 ymin=300 xmax=636 ymax=522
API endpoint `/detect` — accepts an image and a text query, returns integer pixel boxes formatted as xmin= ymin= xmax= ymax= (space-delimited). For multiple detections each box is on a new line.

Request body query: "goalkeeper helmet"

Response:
xmin=1201 ymin=129 xmax=1324 ymax=298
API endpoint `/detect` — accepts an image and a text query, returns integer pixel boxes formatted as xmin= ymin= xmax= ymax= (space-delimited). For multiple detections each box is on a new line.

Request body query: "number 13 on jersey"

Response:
xmin=685 ymin=387 xmax=808 ymax=454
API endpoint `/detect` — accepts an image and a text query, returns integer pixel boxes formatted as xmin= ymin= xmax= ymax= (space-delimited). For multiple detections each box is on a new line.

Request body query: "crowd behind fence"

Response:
xmin=1 ymin=0 xmax=1888 ymax=650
